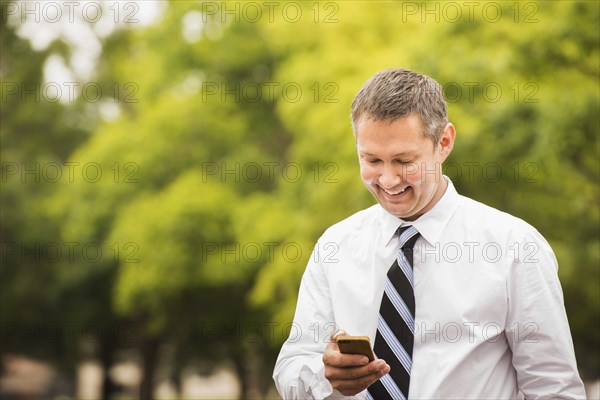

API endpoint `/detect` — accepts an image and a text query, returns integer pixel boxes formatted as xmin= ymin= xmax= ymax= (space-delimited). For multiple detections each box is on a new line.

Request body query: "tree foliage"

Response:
xmin=1 ymin=1 xmax=598 ymax=398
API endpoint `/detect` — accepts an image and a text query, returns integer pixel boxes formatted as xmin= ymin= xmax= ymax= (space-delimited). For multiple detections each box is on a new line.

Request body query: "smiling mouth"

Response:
xmin=381 ymin=186 xmax=410 ymax=196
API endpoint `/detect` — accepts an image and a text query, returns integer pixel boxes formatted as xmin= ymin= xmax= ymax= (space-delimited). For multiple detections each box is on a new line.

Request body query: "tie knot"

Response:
xmin=398 ymin=225 xmax=420 ymax=250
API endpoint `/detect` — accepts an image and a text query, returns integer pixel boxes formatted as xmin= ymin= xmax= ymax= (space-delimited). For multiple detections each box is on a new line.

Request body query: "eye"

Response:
xmin=395 ymin=159 xmax=414 ymax=165
xmin=366 ymin=159 xmax=381 ymax=165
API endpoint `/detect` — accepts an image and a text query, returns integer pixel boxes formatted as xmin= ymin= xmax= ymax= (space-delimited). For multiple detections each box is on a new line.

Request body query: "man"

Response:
xmin=273 ymin=69 xmax=586 ymax=399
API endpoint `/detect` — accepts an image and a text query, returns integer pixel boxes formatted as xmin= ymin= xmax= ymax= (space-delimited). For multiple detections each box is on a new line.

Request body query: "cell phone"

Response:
xmin=336 ymin=335 xmax=375 ymax=362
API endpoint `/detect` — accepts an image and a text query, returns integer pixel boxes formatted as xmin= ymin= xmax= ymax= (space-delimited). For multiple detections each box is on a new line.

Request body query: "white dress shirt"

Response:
xmin=273 ymin=178 xmax=585 ymax=399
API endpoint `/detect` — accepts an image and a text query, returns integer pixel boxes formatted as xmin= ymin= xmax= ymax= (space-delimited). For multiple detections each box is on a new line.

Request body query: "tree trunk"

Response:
xmin=138 ymin=337 xmax=160 ymax=400
xmin=99 ymin=332 xmax=120 ymax=400
xmin=232 ymin=352 xmax=249 ymax=400
xmin=169 ymin=345 xmax=184 ymax=398
xmin=255 ymin=348 xmax=275 ymax=398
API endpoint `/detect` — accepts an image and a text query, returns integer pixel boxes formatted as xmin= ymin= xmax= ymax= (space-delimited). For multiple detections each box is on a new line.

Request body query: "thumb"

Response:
xmin=330 ymin=330 xmax=347 ymax=343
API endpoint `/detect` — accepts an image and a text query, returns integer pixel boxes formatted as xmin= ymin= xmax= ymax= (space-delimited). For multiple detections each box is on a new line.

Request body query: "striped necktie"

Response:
xmin=367 ymin=225 xmax=420 ymax=400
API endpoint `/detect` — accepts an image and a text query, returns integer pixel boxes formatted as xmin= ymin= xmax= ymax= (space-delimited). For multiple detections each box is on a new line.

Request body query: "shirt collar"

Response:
xmin=379 ymin=176 xmax=460 ymax=246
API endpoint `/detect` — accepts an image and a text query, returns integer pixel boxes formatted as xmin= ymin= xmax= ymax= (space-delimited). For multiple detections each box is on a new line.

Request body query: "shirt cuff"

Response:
xmin=300 ymin=356 xmax=334 ymax=399
xmin=302 ymin=357 xmax=367 ymax=399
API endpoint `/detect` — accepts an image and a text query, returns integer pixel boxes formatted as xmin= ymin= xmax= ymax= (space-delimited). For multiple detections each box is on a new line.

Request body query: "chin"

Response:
xmin=382 ymin=205 xmax=411 ymax=219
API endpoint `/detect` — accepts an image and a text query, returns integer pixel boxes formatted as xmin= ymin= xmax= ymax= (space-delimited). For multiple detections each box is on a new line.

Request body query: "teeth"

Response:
xmin=384 ymin=187 xmax=408 ymax=195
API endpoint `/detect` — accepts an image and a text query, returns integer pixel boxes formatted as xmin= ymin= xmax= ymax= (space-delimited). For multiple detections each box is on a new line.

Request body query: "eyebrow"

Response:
xmin=359 ymin=151 xmax=415 ymax=158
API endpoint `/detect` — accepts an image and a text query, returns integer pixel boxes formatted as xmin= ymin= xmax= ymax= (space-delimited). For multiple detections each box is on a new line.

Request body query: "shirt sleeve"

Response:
xmin=505 ymin=228 xmax=586 ymax=399
xmin=273 ymin=241 xmax=359 ymax=400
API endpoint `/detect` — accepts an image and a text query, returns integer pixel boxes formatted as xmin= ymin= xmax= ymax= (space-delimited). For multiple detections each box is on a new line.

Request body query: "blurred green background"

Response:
xmin=1 ymin=0 xmax=598 ymax=399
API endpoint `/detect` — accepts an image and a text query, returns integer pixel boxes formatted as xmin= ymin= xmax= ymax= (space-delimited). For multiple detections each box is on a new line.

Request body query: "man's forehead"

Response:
xmin=356 ymin=116 xmax=425 ymax=136
xmin=355 ymin=114 xmax=425 ymax=133
xmin=357 ymin=113 xmax=420 ymax=125
xmin=358 ymin=149 xmax=417 ymax=157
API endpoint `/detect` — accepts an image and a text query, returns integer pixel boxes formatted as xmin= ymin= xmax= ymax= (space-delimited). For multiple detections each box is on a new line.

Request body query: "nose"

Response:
xmin=378 ymin=164 xmax=401 ymax=189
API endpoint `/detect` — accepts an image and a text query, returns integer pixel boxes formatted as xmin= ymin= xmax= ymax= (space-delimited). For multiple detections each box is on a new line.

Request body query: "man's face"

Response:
xmin=356 ymin=115 xmax=454 ymax=221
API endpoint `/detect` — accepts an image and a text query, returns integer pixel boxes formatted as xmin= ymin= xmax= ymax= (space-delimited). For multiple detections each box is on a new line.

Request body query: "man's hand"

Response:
xmin=322 ymin=331 xmax=390 ymax=396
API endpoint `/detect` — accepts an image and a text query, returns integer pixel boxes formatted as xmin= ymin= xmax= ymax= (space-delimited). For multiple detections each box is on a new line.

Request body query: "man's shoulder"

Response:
xmin=319 ymin=204 xmax=381 ymax=241
xmin=456 ymin=193 xmax=541 ymax=238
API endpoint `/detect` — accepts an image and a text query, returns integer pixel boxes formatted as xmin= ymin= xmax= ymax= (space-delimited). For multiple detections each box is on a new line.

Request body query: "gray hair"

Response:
xmin=350 ymin=68 xmax=448 ymax=145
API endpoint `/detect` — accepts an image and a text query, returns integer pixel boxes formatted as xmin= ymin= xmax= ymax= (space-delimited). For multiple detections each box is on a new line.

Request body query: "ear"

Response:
xmin=437 ymin=123 xmax=455 ymax=162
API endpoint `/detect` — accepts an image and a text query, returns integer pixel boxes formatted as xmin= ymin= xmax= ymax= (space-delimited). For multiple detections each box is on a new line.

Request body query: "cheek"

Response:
xmin=361 ymin=174 xmax=376 ymax=187
xmin=405 ymin=161 xmax=437 ymax=187
xmin=405 ymin=170 xmax=422 ymax=186
xmin=359 ymin=164 xmax=376 ymax=183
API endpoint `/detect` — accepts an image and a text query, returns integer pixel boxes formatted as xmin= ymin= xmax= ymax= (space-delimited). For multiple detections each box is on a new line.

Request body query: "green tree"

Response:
xmin=1 ymin=2 xmax=102 ymax=395
xmin=252 ymin=0 xmax=599 ymax=380
xmin=3 ymin=1 xmax=597 ymax=399
xmin=47 ymin=2 xmax=292 ymax=397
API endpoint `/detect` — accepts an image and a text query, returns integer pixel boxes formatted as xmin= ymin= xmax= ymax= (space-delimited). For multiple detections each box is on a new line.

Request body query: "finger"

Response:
xmin=324 ymin=349 xmax=370 ymax=368
xmin=329 ymin=362 xmax=391 ymax=395
xmin=330 ymin=330 xmax=347 ymax=342
xmin=325 ymin=359 xmax=388 ymax=381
